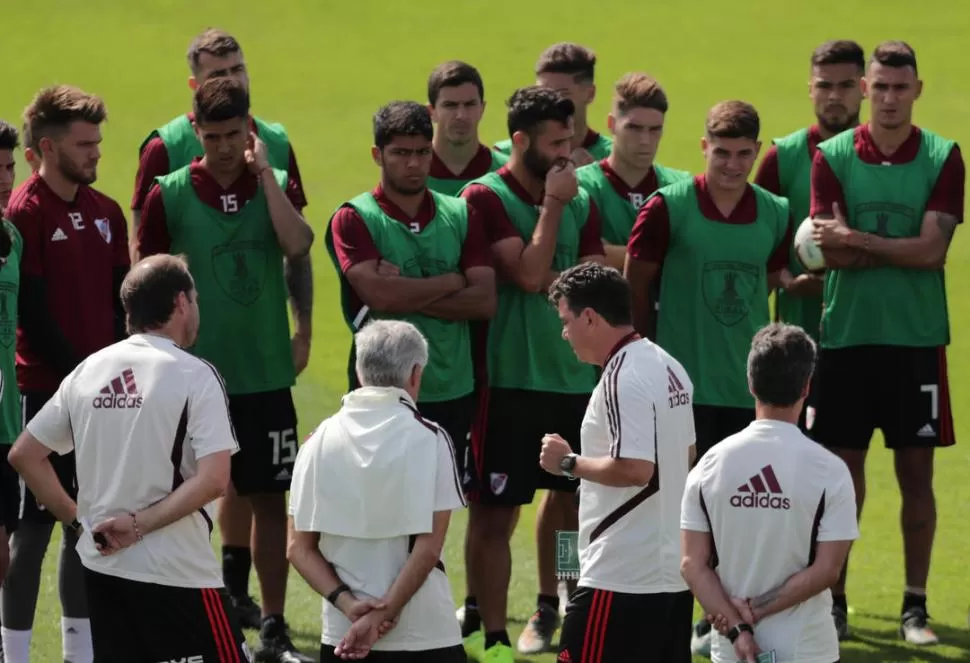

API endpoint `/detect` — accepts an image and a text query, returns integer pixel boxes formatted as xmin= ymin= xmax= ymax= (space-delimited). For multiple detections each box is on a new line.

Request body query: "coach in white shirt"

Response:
xmin=286 ymin=319 xmax=466 ymax=662
xmin=680 ymin=323 xmax=859 ymax=663
xmin=8 ymin=254 xmax=249 ymax=662
xmin=539 ymin=263 xmax=696 ymax=663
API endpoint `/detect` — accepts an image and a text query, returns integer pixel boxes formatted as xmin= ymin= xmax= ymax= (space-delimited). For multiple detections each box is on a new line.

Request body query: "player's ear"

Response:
xmin=700 ymin=136 xmax=709 ymax=155
xmin=754 ymin=140 xmax=763 ymax=159
xmin=371 ymin=146 xmax=382 ymax=167
xmin=188 ymin=76 xmax=199 ymax=92
xmin=512 ymin=130 xmax=530 ymax=153
xmin=860 ymin=77 xmax=869 ymax=99
xmin=427 ymin=103 xmax=437 ymax=123
xmin=586 ymin=83 xmax=596 ymax=106
xmin=607 ymin=113 xmax=616 ymax=134
xmin=915 ymin=79 xmax=923 ymax=100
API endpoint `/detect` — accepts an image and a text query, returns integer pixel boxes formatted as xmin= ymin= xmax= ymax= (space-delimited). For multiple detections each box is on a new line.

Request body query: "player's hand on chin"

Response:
xmin=545 ymin=159 xmax=578 ymax=203
xmin=540 ymin=433 xmax=571 ymax=474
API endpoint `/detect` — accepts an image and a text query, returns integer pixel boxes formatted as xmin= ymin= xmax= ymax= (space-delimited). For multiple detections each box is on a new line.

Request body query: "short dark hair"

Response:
xmin=536 ymin=43 xmax=597 ymax=84
xmin=193 ymin=77 xmax=249 ymax=124
xmin=706 ymin=100 xmax=760 ymax=141
xmin=506 ymin=86 xmax=574 ymax=139
xmin=614 ymin=73 xmax=668 ymax=115
xmin=548 ymin=263 xmax=632 ymax=327
xmin=373 ymin=101 xmax=433 ymax=150
xmin=0 ymin=120 xmax=19 ymax=151
xmin=23 ymin=85 xmax=107 ymax=146
xmin=747 ymin=323 xmax=817 ymax=407
xmin=20 ymin=121 xmax=34 ymax=151
xmin=121 ymin=254 xmax=195 ymax=334
xmin=187 ymin=28 xmax=243 ymax=75
xmin=428 ymin=61 xmax=485 ymax=106
xmin=869 ymin=40 xmax=918 ymax=75
xmin=811 ymin=40 xmax=865 ymax=70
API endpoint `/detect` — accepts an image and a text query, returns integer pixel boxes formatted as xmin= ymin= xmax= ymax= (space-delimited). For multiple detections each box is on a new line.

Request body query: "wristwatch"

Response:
xmin=69 ymin=518 xmax=83 ymax=535
xmin=560 ymin=453 xmax=578 ymax=480
xmin=727 ymin=622 xmax=754 ymax=643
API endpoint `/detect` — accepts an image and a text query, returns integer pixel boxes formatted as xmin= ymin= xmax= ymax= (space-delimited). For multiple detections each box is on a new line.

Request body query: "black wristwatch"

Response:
xmin=69 ymin=518 xmax=83 ymax=535
xmin=560 ymin=453 xmax=578 ymax=480
xmin=727 ymin=622 xmax=754 ymax=643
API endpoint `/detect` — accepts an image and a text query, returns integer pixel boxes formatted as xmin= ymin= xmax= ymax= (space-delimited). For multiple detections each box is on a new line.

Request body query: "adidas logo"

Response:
xmin=274 ymin=468 xmax=292 ymax=481
xmin=51 ymin=228 xmax=68 ymax=242
xmin=917 ymin=423 xmax=935 ymax=438
xmin=667 ymin=365 xmax=690 ymax=408
xmin=93 ymin=368 xmax=144 ymax=409
xmin=730 ymin=465 xmax=791 ymax=510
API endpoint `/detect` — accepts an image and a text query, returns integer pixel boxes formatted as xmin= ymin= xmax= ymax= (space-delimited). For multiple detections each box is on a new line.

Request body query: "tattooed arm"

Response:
xmin=285 ymin=254 xmax=314 ymax=375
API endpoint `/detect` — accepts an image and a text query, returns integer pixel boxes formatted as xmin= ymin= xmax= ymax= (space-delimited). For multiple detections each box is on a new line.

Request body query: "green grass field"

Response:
xmin=4 ymin=0 xmax=970 ymax=660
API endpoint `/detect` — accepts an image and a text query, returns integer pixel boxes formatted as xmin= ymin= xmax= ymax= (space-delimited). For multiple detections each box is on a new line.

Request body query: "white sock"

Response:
xmin=1 ymin=628 xmax=32 ymax=663
xmin=62 ymin=618 xmax=93 ymax=663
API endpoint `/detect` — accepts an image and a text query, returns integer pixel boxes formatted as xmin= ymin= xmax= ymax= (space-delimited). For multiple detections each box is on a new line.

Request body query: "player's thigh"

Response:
xmin=810 ymin=347 xmax=877 ymax=451
xmin=418 ymin=393 xmax=475 ymax=484
xmin=560 ymin=587 xmax=650 ymax=663
xmin=534 ymin=391 xmax=590 ymax=494
xmin=18 ymin=390 xmax=64 ymax=525
xmin=656 ymin=590 xmax=694 ymax=663
xmin=473 ymin=388 xmax=548 ymax=506
xmin=878 ymin=345 xmax=956 ymax=450
xmin=227 ymin=389 xmax=299 ymax=497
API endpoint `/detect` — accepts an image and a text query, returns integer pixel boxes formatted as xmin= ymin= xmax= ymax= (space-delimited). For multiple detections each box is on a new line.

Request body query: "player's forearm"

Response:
xmin=287 ymin=536 xmax=345 ymax=600
xmin=10 ymin=454 xmax=76 ymax=525
xmin=603 ymin=243 xmax=627 ymax=271
xmin=361 ymin=274 xmax=464 ymax=314
xmin=261 ymin=170 xmax=314 ymax=258
xmin=112 ymin=266 xmax=129 ymax=341
xmin=573 ymin=455 xmax=654 ymax=488
xmin=749 ymin=563 xmax=840 ymax=622
xmin=284 ymin=255 xmax=314 ymax=337
xmin=821 ymin=247 xmax=880 ymax=270
xmin=136 ymin=452 xmax=231 ymax=535
xmin=513 ymin=199 xmax=565 ymax=292
xmin=381 ymin=533 xmax=443 ymax=617
xmin=18 ymin=276 xmax=80 ymax=375
xmin=860 ymin=233 xmax=945 ymax=270
xmin=681 ymin=558 xmax=745 ymax=628
xmin=419 ymin=282 xmax=496 ymax=320
xmin=629 ymin=282 xmax=656 ymax=340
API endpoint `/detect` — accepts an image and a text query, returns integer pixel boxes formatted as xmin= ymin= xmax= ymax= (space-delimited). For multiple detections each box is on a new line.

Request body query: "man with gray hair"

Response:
xmin=680 ymin=323 xmax=859 ymax=663
xmin=287 ymin=319 xmax=466 ymax=662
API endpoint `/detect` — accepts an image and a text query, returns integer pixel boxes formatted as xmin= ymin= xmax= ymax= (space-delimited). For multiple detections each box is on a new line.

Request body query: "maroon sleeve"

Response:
xmin=135 ymin=185 xmax=172 ymax=257
xmin=131 ymin=137 xmax=170 ymax=211
xmin=7 ymin=199 xmax=44 ymax=277
xmin=286 ymin=146 xmax=309 ymax=211
xmin=460 ymin=184 xmax=519 ymax=244
xmin=459 ymin=204 xmax=493 ymax=270
xmin=107 ymin=200 xmax=131 ymax=268
xmin=579 ymin=199 xmax=605 ymax=257
xmin=767 ymin=218 xmax=794 ymax=272
xmin=626 ymin=194 xmax=670 ymax=264
xmin=809 ymin=150 xmax=847 ymax=219
xmin=926 ymin=145 xmax=965 ymax=221
xmin=330 ymin=207 xmax=381 ymax=272
xmin=754 ymin=145 xmax=782 ymax=195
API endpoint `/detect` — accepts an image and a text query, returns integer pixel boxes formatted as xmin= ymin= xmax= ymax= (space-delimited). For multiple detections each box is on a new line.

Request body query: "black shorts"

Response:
xmin=812 ymin=345 xmax=955 ymax=450
xmin=693 ymin=404 xmax=755 ymax=461
xmin=0 ymin=445 xmax=20 ymax=534
xmin=559 ymin=587 xmax=693 ymax=663
xmin=471 ymin=388 xmax=588 ymax=506
xmin=418 ymin=394 xmax=476 ymax=494
xmin=19 ymin=391 xmax=77 ymax=525
xmin=85 ymin=568 xmax=250 ymax=663
xmin=228 ymin=388 xmax=299 ymax=496
xmin=320 ymin=644 xmax=466 ymax=662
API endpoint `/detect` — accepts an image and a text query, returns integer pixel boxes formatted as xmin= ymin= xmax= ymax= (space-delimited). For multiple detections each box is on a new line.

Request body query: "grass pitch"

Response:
xmin=4 ymin=1 xmax=970 ymax=660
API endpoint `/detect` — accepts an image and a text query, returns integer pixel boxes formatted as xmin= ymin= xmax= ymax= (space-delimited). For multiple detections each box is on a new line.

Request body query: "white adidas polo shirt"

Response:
xmin=681 ymin=419 xmax=859 ymax=663
xmin=27 ymin=333 xmax=238 ymax=588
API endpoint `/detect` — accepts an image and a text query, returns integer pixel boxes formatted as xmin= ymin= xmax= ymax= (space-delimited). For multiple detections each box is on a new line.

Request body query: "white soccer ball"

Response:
xmin=794 ymin=217 xmax=826 ymax=273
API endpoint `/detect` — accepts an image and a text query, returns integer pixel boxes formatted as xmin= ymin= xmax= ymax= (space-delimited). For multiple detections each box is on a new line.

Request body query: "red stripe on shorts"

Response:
xmin=201 ymin=588 xmax=231 ymax=663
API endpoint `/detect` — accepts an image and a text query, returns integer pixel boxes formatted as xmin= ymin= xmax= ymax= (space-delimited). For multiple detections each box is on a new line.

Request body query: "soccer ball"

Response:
xmin=794 ymin=217 xmax=826 ymax=273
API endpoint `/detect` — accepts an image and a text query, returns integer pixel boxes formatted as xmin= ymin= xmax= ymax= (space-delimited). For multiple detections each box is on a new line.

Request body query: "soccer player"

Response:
xmin=131 ymin=29 xmax=312 ymax=625
xmin=134 ymin=78 xmax=315 ymax=663
xmin=1 ymin=86 xmax=129 ymax=663
xmin=0 ymin=120 xmax=23 ymax=587
xmin=810 ymin=41 xmax=964 ymax=645
xmin=624 ymin=100 xmax=791 ymax=656
xmin=460 ymin=86 xmax=605 ymax=661
xmin=681 ymin=323 xmax=858 ymax=663
xmin=426 ymin=61 xmax=507 ymax=196
xmin=8 ymin=254 xmax=250 ymax=662
xmin=754 ymin=40 xmax=865 ymax=350
xmin=288 ymin=319 xmax=466 ymax=663
xmin=539 ymin=263 xmax=695 ymax=663
xmin=494 ymin=43 xmax=612 ymax=165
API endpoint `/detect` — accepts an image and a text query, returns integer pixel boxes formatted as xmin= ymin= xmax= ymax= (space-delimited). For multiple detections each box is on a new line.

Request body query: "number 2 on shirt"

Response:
xmin=269 ymin=428 xmax=297 ymax=466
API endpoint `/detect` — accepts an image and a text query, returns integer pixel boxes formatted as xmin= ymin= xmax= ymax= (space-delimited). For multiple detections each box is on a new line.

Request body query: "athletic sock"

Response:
xmin=461 ymin=597 xmax=481 ymax=637
xmin=222 ymin=545 xmax=252 ymax=598
xmin=537 ymin=593 xmax=560 ymax=613
xmin=1 ymin=628 xmax=32 ymax=663
xmin=832 ymin=593 xmax=848 ymax=612
xmin=484 ymin=630 xmax=511 ymax=649
xmin=902 ymin=590 xmax=927 ymax=614
xmin=62 ymin=618 xmax=93 ymax=663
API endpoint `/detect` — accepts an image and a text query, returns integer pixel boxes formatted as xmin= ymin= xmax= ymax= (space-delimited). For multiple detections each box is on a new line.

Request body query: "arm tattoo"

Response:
xmin=284 ymin=254 xmax=314 ymax=326
xmin=934 ymin=212 xmax=959 ymax=245
xmin=750 ymin=585 xmax=783 ymax=609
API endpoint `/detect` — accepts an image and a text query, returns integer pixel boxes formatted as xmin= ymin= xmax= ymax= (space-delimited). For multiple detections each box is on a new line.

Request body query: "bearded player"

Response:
xmin=427 ymin=61 xmax=507 ymax=196
xmin=495 ymin=43 xmax=612 ymax=166
xmin=134 ymin=78 xmax=315 ymax=663
xmin=810 ymin=41 xmax=964 ymax=646
xmin=131 ymin=29 xmax=313 ymax=629
xmin=460 ymin=86 xmax=605 ymax=661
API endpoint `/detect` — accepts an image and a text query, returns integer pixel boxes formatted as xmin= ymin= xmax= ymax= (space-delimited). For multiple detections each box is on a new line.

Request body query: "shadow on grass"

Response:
xmin=840 ymin=610 xmax=970 ymax=662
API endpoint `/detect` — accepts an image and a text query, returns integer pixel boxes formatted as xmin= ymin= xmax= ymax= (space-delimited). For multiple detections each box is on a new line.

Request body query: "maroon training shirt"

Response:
xmin=429 ymin=144 xmax=496 ymax=183
xmin=131 ymin=113 xmax=308 ymax=212
xmin=598 ymin=158 xmax=660 ymax=209
xmin=7 ymin=174 xmax=130 ymax=391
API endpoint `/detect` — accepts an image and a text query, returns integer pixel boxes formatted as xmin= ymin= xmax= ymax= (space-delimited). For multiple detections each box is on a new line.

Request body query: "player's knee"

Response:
xmin=470 ymin=504 xmax=515 ymax=541
xmin=249 ymin=492 xmax=286 ymax=520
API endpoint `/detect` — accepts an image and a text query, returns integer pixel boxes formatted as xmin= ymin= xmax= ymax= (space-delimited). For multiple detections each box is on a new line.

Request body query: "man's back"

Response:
xmin=27 ymin=333 xmax=237 ymax=587
xmin=682 ymin=420 xmax=858 ymax=662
